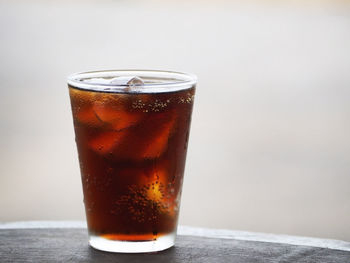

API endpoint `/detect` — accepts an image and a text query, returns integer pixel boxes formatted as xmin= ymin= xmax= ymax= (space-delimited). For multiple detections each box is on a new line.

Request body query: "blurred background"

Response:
xmin=0 ymin=0 xmax=349 ymax=241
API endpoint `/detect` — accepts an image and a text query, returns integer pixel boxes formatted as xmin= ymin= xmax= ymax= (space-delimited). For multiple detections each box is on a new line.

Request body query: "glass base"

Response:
xmin=89 ymin=232 xmax=176 ymax=253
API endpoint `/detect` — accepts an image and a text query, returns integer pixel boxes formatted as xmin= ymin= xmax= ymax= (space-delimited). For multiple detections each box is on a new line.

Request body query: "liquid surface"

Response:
xmin=69 ymin=85 xmax=195 ymax=241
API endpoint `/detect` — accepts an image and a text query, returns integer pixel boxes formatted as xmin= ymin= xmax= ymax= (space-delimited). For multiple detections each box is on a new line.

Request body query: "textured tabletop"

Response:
xmin=0 ymin=222 xmax=349 ymax=263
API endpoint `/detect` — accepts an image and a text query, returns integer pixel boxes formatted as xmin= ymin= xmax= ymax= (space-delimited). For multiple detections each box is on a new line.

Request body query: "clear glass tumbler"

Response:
xmin=67 ymin=70 xmax=196 ymax=253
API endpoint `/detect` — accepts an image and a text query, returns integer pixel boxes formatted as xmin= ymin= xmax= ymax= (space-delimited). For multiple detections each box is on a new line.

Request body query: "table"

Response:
xmin=0 ymin=221 xmax=349 ymax=262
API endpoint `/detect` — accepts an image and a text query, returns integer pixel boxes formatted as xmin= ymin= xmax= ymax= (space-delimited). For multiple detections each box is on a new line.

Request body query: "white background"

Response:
xmin=0 ymin=0 xmax=349 ymax=241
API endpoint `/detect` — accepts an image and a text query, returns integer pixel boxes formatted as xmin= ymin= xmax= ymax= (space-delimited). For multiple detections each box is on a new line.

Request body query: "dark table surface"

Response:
xmin=0 ymin=222 xmax=349 ymax=263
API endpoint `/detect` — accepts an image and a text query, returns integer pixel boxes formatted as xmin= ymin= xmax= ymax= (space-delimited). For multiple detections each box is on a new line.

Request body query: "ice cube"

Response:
xmin=77 ymin=108 xmax=98 ymax=123
xmin=146 ymin=181 xmax=164 ymax=202
xmin=109 ymin=76 xmax=144 ymax=87
xmin=82 ymin=76 xmax=144 ymax=88
xmin=141 ymin=112 xmax=177 ymax=158
xmin=111 ymin=111 xmax=141 ymax=130
xmin=89 ymin=131 xmax=125 ymax=154
xmin=110 ymin=112 xmax=177 ymax=160
xmin=84 ymin=78 xmax=111 ymax=84
xmin=93 ymin=104 xmax=142 ymax=131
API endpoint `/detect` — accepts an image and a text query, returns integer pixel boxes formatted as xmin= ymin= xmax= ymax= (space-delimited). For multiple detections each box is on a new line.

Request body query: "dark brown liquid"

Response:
xmin=69 ymin=85 xmax=195 ymax=241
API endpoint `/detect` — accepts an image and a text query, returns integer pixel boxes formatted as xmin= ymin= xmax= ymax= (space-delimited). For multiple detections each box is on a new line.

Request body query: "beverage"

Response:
xmin=67 ymin=70 xmax=196 ymax=253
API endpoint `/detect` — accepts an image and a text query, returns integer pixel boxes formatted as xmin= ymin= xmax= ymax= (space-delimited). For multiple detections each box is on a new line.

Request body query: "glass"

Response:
xmin=67 ymin=70 xmax=196 ymax=253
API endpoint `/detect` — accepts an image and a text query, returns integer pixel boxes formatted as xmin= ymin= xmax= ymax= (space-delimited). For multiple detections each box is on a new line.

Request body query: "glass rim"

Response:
xmin=67 ymin=69 xmax=197 ymax=93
